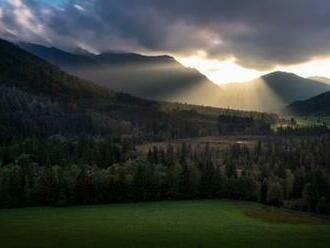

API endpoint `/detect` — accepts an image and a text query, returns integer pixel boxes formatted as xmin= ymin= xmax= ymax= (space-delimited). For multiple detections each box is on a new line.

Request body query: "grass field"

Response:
xmin=0 ymin=200 xmax=329 ymax=248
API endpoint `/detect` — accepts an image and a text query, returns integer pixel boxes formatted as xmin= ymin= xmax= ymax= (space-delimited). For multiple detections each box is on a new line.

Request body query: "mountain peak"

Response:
xmin=96 ymin=52 xmax=176 ymax=64
xmin=261 ymin=71 xmax=298 ymax=80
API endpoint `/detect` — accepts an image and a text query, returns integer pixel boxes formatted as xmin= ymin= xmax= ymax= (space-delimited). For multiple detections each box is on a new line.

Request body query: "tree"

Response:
xmin=199 ymin=160 xmax=216 ymax=197
xmin=166 ymin=162 xmax=183 ymax=199
xmin=302 ymin=183 xmax=313 ymax=211
xmin=316 ymin=197 xmax=329 ymax=214
xmin=236 ymin=174 xmax=261 ymax=201
xmin=180 ymin=164 xmax=201 ymax=198
xmin=266 ymin=181 xmax=284 ymax=206
xmin=284 ymin=169 xmax=295 ymax=199
xmin=75 ymin=166 xmax=92 ymax=204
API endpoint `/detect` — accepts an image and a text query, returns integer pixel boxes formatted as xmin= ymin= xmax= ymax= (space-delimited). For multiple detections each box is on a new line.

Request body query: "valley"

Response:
xmin=1 ymin=0 xmax=330 ymax=247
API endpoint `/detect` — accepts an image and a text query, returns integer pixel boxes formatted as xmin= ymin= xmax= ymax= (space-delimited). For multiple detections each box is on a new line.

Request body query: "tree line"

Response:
xmin=0 ymin=135 xmax=329 ymax=214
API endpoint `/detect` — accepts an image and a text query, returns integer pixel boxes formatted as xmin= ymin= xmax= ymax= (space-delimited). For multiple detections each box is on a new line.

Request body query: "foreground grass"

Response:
xmin=0 ymin=200 xmax=329 ymax=248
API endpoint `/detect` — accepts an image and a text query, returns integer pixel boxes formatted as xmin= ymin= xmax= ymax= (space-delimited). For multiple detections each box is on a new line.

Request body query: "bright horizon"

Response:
xmin=177 ymin=56 xmax=330 ymax=85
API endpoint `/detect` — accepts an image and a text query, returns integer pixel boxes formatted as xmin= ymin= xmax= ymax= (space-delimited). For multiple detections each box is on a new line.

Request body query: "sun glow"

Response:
xmin=177 ymin=55 xmax=330 ymax=85
xmin=177 ymin=56 xmax=268 ymax=85
xmin=275 ymin=58 xmax=330 ymax=80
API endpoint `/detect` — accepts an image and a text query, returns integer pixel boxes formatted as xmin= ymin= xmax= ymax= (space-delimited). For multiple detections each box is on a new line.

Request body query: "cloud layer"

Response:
xmin=1 ymin=0 xmax=330 ymax=69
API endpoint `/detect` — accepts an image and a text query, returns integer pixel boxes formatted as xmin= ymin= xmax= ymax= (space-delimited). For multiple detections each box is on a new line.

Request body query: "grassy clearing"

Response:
xmin=136 ymin=136 xmax=260 ymax=154
xmin=0 ymin=200 xmax=329 ymax=248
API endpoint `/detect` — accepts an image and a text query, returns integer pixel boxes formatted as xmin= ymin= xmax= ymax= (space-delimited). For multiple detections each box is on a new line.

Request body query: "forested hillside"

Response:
xmin=286 ymin=90 xmax=330 ymax=116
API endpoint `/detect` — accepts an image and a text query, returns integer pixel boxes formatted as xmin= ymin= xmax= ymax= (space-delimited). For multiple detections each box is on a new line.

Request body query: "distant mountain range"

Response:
xmin=20 ymin=43 xmax=330 ymax=113
xmin=20 ymin=43 xmax=224 ymax=107
xmin=1 ymin=38 xmax=276 ymax=141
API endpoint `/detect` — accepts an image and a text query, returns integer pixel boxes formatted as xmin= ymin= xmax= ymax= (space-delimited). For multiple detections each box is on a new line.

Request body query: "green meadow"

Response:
xmin=0 ymin=200 xmax=329 ymax=248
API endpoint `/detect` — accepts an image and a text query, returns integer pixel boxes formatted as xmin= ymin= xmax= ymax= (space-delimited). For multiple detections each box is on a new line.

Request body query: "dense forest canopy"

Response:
xmin=1 ymin=135 xmax=330 ymax=215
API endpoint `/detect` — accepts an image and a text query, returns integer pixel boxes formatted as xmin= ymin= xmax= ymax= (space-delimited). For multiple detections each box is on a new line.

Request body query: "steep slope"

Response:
xmin=0 ymin=40 xmax=112 ymax=100
xmin=221 ymin=72 xmax=330 ymax=112
xmin=286 ymin=90 xmax=330 ymax=115
xmin=20 ymin=43 xmax=223 ymax=106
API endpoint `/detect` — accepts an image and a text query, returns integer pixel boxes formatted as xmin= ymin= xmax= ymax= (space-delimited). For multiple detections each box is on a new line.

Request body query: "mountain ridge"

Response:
xmin=286 ymin=90 xmax=330 ymax=115
xmin=20 ymin=42 xmax=223 ymax=106
xmin=20 ymin=42 xmax=330 ymax=113
xmin=308 ymin=76 xmax=330 ymax=84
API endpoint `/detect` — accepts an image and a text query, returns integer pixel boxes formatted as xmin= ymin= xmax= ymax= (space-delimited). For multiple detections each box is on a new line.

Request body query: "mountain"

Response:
xmin=0 ymin=40 xmax=112 ymax=100
xmin=286 ymin=90 xmax=330 ymax=116
xmin=1 ymin=38 xmax=277 ymax=142
xmin=309 ymin=76 xmax=330 ymax=84
xmin=221 ymin=71 xmax=330 ymax=112
xmin=20 ymin=43 xmax=224 ymax=106
xmin=20 ymin=43 xmax=330 ymax=113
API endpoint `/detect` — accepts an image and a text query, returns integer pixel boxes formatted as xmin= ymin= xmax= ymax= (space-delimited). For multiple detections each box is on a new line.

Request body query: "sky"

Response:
xmin=1 ymin=0 xmax=330 ymax=84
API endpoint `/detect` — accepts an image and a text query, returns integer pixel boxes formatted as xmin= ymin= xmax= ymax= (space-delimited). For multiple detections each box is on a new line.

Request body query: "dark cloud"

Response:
xmin=1 ymin=0 xmax=330 ymax=69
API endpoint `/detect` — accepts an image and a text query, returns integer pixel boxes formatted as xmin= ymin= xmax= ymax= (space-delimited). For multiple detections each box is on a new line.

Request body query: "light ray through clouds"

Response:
xmin=177 ymin=56 xmax=266 ymax=84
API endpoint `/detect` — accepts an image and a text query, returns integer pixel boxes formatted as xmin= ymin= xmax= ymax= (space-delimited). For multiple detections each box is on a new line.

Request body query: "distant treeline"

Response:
xmin=0 ymin=135 xmax=329 ymax=215
xmin=217 ymin=115 xmax=271 ymax=134
xmin=276 ymin=125 xmax=330 ymax=136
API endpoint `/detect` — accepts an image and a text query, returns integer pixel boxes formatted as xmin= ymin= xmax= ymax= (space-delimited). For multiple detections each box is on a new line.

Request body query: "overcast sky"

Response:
xmin=1 ymin=0 xmax=330 ymax=84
